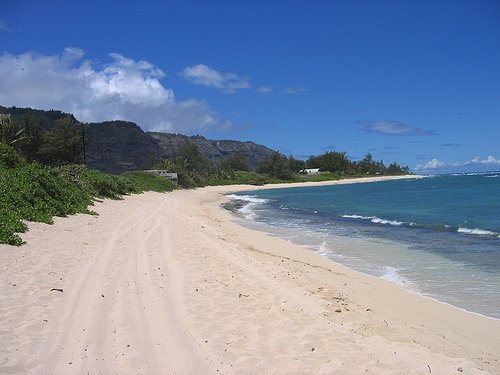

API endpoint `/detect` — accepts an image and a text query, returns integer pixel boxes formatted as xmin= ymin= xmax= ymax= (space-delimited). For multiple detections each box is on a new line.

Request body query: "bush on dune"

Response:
xmin=120 ymin=171 xmax=175 ymax=193
xmin=0 ymin=162 xmax=93 ymax=245
xmin=0 ymin=145 xmax=174 ymax=246
xmin=0 ymin=142 xmax=27 ymax=169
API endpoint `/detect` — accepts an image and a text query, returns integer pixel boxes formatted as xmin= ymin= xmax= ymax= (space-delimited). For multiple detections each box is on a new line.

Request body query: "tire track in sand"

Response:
xmin=35 ymin=193 xmax=214 ymax=375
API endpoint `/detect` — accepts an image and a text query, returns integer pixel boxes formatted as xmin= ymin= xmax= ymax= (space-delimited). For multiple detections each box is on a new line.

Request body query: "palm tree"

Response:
xmin=0 ymin=114 xmax=28 ymax=145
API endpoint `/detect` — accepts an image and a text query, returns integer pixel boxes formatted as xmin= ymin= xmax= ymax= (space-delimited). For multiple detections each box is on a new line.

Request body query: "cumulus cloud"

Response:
xmin=0 ymin=48 xmax=230 ymax=133
xmin=181 ymin=64 xmax=251 ymax=94
xmin=464 ymin=155 xmax=500 ymax=166
xmin=415 ymin=158 xmax=446 ymax=170
xmin=414 ymin=155 xmax=500 ymax=172
xmin=358 ymin=120 xmax=434 ymax=136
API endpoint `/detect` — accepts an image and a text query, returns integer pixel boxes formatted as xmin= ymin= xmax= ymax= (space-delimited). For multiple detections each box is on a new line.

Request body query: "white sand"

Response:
xmin=1 ymin=177 xmax=499 ymax=374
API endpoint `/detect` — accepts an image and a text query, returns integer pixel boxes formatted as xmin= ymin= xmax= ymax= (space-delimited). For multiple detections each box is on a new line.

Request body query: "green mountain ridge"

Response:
xmin=0 ymin=106 xmax=275 ymax=174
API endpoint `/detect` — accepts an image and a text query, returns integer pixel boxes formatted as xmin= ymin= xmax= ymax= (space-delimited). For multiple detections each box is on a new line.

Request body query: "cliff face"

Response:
xmin=1 ymin=106 xmax=274 ymax=174
xmin=149 ymin=132 xmax=274 ymax=171
xmin=86 ymin=125 xmax=275 ymax=173
xmin=85 ymin=121 xmax=163 ymax=174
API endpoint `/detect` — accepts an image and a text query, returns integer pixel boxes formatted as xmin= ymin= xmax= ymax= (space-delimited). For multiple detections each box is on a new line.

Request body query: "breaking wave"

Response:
xmin=380 ymin=266 xmax=406 ymax=285
xmin=457 ymin=227 xmax=500 ymax=238
xmin=341 ymin=214 xmax=404 ymax=226
xmin=225 ymin=194 xmax=269 ymax=220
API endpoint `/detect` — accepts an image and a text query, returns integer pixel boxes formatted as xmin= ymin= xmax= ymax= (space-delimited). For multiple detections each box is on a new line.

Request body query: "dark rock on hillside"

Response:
xmin=85 ymin=125 xmax=275 ymax=173
xmin=1 ymin=105 xmax=275 ymax=173
xmin=85 ymin=121 xmax=163 ymax=174
xmin=149 ymin=132 xmax=274 ymax=171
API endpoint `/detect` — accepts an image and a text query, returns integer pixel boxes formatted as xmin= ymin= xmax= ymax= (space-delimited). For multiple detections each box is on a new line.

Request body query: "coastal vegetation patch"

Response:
xmin=0 ymin=108 xmax=410 ymax=245
xmin=0 ymin=142 xmax=173 ymax=245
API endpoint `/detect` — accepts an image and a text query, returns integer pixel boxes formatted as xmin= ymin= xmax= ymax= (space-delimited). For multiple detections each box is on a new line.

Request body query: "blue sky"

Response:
xmin=1 ymin=0 xmax=499 ymax=173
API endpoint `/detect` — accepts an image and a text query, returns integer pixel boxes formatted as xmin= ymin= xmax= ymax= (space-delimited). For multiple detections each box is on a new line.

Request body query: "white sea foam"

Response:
xmin=226 ymin=194 xmax=269 ymax=204
xmin=341 ymin=214 xmax=373 ymax=220
xmin=457 ymin=227 xmax=499 ymax=237
xmin=318 ymin=241 xmax=330 ymax=256
xmin=341 ymin=214 xmax=404 ymax=226
xmin=380 ymin=266 xmax=410 ymax=287
xmin=226 ymin=194 xmax=269 ymax=220
xmin=370 ymin=217 xmax=404 ymax=226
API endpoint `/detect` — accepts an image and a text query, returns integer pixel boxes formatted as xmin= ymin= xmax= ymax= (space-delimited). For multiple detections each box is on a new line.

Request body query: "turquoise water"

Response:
xmin=228 ymin=173 xmax=500 ymax=319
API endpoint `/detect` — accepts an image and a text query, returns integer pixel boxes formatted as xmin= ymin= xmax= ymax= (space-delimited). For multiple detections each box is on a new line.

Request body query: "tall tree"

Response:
xmin=0 ymin=114 xmax=27 ymax=146
xmin=356 ymin=153 xmax=387 ymax=174
xmin=307 ymin=151 xmax=352 ymax=174
xmin=387 ymin=162 xmax=409 ymax=175
xmin=169 ymin=142 xmax=212 ymax=187
xmin=221 ymin=152 xmax=249 ymax=173
xmin=19 ymin=113 xmax=44 ymax=162
xmin=288 ymin=155 xmax=306 ymax=173
xmin=38 ymin=116 xmax=84 ymax=165
xmin=258 ymin=151 xmax=293 ymax=180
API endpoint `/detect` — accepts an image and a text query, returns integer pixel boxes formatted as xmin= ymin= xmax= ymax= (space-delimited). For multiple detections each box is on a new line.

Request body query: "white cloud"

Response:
xmin=0 ymin=48 xmax=230 ymax=133
xmin=358 ymin=120 xmax=434 ymax=136
xmin=182 ymin=64 xmax=251 ymax=94
xmin=182 ymin=64 xmax=225 ymax=88
xmin=415 ymin=158 xmax=446 ymax=170
xmin=414 ymin=155 xmax=500 ymax=173
xmin=257 ymin=86 xmax=273 ymax=94
xmin=464 ymin=155 xmax=500 ymax=165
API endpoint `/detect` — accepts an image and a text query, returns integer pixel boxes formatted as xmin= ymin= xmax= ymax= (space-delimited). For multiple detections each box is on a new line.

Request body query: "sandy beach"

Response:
xmin=1 ymin=176 xmax=499 ymax=374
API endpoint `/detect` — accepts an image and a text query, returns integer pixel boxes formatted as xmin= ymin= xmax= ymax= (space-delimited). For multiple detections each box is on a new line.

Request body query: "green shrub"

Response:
xmin=0 ymin=163 xmax=93 ymax=245
xmin=205 ymin=170 xmax=302 ymax=186
xmin=0 ymin=209 xmax=27 ymax=246
xmin=81 ymin=169 xmax=131 ymax=199
xmin=232 ymin=171 xmax=268 ymax=185
xmin=0 ymin=143 xmax=26 ymax=168
xmin=303 ymin=172 xmax=342 ymax=182
xmin=0 ymin=164 xmax=177 ymax=246
xmin=120 ymin=171 xmax=175 ymax=193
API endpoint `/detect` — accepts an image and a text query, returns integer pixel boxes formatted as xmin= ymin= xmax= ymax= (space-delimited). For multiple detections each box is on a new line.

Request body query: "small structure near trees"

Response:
xmin=144 ymin=170 xmax=178 ymax=185
xmin=301 ymin=168 xmax=320 ymax=175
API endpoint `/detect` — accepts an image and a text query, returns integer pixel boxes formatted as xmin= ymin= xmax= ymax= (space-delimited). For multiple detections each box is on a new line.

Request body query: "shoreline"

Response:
xmin=221 ymin=176 xmax=500 ymax=321
xmin=230 ymin=213 xmax=500 ymax=323
xmin=232 ymin=215 xmax=500 ymax=323
xmin=206 ymin=181 xmax=500 ymax=372
xmin=1 ymin=175 xmax=498 ymax=374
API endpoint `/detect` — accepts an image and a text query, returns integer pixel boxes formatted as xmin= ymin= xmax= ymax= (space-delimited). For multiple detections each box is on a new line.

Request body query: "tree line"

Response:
xmin=1 ymin=113 xmax=175 ymax=245
xmin=256 ymin=150 xmax=409 ymax=180
xmin=0 ymin=113 xmax=86 ymax=165
xmin=1 ymin=112 xmax=410 ymax=188
xmin=153 ymin=144 xmax=410 ymax=187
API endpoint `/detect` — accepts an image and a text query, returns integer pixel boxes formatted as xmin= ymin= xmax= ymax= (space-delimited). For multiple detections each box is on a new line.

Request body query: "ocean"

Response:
xmin=227 ymin=173 xmax=500 ymax=319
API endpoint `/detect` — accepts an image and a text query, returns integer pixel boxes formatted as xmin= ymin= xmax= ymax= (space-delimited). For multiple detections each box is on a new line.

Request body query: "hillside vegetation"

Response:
xmin=1 ymin=107 xmax=411 ymax=245
xmin=0 ymin=105 xmax=274 ymax=174
xmin=0 ymin=140 xmax=174 ymax=245
xmin=152 ymin=143 xmax=410 ymax=188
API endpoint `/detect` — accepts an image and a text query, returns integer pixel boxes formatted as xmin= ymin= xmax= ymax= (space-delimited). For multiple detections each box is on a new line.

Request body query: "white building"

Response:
xmin=145 ymin=170 xmax=179 ymax=185
xmin=301 ymin=168 xmax=320 ymax=175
